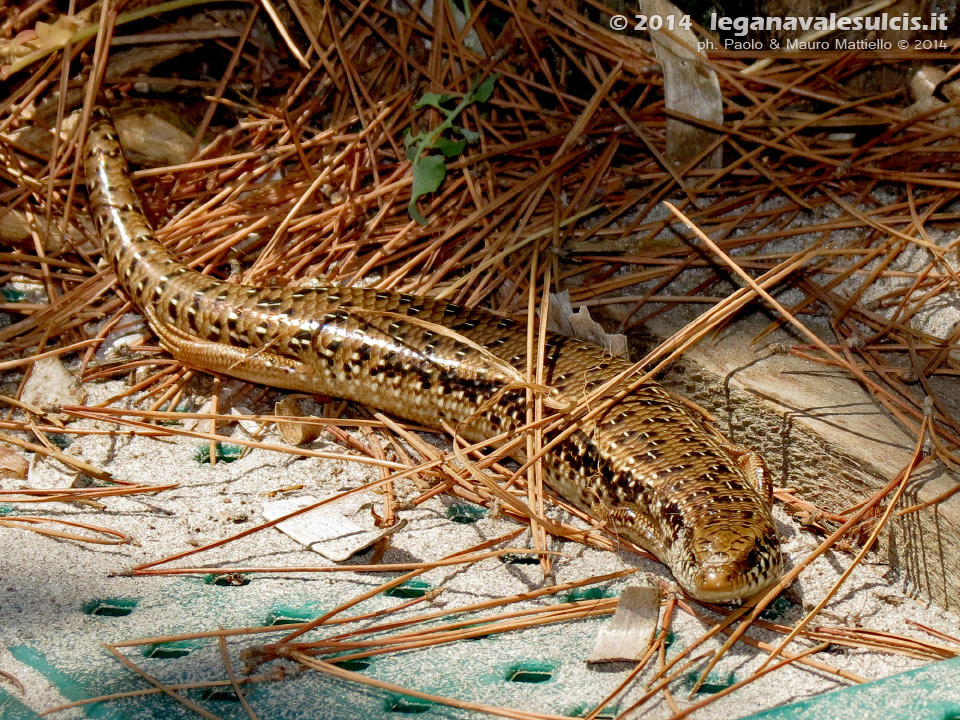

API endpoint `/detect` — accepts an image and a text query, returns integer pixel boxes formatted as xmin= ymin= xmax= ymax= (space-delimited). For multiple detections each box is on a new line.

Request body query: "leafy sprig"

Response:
xmin=405 ymin=74 xmax=498 ymax=224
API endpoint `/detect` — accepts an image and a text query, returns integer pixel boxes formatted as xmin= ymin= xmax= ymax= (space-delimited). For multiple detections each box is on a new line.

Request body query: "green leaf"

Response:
xmin=416 ymin=91 xmax=457 ymax=110
xmin=434 ymin=137 xmax=466 ymax=158
xmin=408 ymin=154 xmax=447 ymax=225
xmin=454 ymin=125 xmax=481 ymax=143
xmin=405 ymin=130 xmax=427 ymax=159
xmin=408 ymin=204 xmax=428 ymax=226
xmin=412 ymin=154 xmax=447 ymax=195
xmin=471 ymin=74 xmax=498 ymax=103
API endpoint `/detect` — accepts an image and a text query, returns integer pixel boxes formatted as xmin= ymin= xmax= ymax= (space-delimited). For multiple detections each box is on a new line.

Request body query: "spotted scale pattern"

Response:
xmin=83 ymin=106 xmax=783 ymax=602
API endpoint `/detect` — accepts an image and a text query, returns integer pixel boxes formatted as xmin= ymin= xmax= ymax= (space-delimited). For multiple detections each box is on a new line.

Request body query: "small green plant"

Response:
xmin=405 ymin=74 xmax=498 ymax=224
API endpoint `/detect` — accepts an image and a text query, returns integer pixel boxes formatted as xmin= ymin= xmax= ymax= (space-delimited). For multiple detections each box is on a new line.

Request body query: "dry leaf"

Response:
xmin=275 ymin=396 xmax=323 ymax=445
xmin=0 ymin=446 xmax=29 ymax=480
xmin=640 ymin=0 xmax=722 ymax=171
xmin=587 ymin=585 xmax=661 ymax=663
xmin=34 ymin=16 xmax=80 ymax=51
xmin=21 ymin=357 xmax=86 ymax=423
xmin=115 ymin=108 xmax=196 ymax=166
xmin=548 ymin=291 xmax=628 ymax=358
xmin=263 ymin=494 xmax=406 ymax=561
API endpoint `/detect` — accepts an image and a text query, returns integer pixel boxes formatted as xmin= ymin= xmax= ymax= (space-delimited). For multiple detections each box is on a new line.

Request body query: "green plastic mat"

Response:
xmin=744 ymin=656 xmax=960 ymax=720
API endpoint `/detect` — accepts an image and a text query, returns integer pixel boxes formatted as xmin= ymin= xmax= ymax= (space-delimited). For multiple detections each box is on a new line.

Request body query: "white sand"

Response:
xmin=1 ymin=370 xmax=958 ymax=720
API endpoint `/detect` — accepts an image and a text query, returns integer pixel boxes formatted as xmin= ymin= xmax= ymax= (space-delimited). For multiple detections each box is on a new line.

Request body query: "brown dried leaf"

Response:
xmin=21 ymin=357 xmax=87 ymax=423
xmin=548 ymin=291 xmax=628 ymax=358
xmin=275 ymin=396 xmax=323 ymax=445
xmin=0 ymin=445 xmax=29 ymax=480
xmin=34 ymin=16 xmax=80 ymax=52
xmin=115 ymin=108 xmax=195 ymax=167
